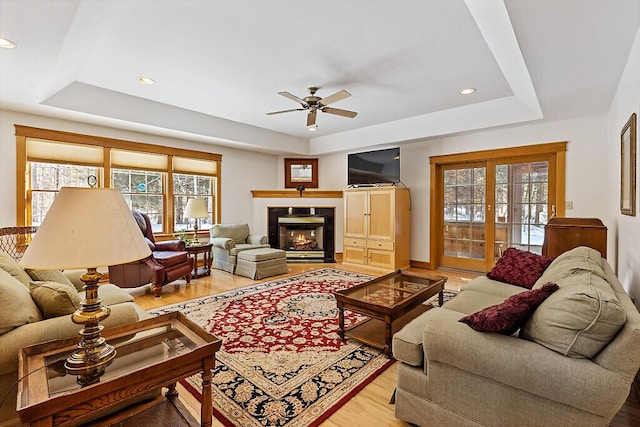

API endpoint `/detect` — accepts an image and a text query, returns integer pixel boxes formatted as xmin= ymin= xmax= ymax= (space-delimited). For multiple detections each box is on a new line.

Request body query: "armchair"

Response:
xmin=209 ymin=223 xmax=269 ymax=273
xmin=108 ymin=212 xmax=194 ymax=298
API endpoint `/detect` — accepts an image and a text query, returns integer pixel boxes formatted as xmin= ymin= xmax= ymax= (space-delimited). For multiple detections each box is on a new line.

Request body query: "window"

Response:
xmin=30 ymin=162 xmax=99 ymax=225
xmin=15 ymin=125 xmax=222 ymax=237
xmin=113 ymin=169 xmax=164 ymax=232
xmin=173 ymin=173 xmax=214 ymax=232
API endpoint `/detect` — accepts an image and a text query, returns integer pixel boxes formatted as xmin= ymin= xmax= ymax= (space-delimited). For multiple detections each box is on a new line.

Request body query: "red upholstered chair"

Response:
xmin=108 ymin=212 xmax=194 ymax=298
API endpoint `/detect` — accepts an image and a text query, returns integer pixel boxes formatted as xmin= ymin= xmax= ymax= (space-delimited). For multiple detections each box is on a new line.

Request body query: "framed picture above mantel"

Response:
xmin=285 ymin=158 xmax=318 ymax=188
xmin=620 ymin=112 xmax=636 ymax=216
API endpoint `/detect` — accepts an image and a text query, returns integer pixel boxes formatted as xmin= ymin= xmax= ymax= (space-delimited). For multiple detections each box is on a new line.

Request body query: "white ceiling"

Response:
xmin=0 ymin=0 xmax=638 ymax=155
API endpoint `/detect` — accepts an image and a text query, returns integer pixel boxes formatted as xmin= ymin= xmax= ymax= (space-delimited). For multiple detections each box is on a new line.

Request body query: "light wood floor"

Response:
xmin=131 ymin=263 xmax=640 ymax=426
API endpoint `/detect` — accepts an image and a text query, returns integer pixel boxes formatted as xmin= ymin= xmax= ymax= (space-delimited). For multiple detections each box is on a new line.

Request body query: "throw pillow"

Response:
xmin=0 ymin=250 xmax=34 ymax=288
xmin=0 ymin=268 xmax=42 ymax=334
xmin=487 ymin=248 xmax=554 ymax=289
xmin=26 ymin=269 xmax=75 ymax=289
xmin=459 ymin=282 xmax=559 ymax=335
xmin=30 ymin=280 xmax=82 ymax=319
xmin=521 ymin=271 xmax=626 ymax=358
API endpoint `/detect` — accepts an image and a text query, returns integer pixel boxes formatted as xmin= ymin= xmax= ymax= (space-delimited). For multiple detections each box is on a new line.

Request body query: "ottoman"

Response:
xmin=235 ymin=248 xmax=288 ymax=279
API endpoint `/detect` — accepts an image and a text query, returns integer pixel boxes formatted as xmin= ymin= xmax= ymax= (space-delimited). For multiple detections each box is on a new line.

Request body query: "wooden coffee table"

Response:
xmin=335 ymin=269 xmax=447 ymax=357
xmin=17 ymin=312 xmax=222 ymax=427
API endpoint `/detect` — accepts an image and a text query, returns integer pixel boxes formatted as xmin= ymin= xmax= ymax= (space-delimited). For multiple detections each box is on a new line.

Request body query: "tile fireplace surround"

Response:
xmin=251 ymin=190 xmax=344 ymax=258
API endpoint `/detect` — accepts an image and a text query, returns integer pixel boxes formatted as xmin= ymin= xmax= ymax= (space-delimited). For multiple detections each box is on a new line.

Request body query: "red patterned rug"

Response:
xmin=151 ymin=268 xmax=395 ymax=426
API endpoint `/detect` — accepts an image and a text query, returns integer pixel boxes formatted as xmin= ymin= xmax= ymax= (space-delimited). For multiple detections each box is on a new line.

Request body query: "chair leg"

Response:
xmin=152 ymin=283 xmax=162 ymax=298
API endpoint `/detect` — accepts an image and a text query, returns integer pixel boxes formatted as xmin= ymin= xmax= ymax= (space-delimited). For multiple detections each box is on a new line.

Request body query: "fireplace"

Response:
xmin=268 ymin=207 xmax=335 ymax=262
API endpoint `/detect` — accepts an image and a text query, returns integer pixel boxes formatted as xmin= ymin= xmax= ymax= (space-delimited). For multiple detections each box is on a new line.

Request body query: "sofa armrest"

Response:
xmin=211 ymin=237 xmax=235 ymax=250
xmin=422 ymin=308 xmax=629 ymax=417
xmin=63 ymin=269 xmax=86 ymax=291
xmin=154 ymin=239 xmax=186 ymax=251
xmin=247 ymin=234 xmax=267 ymax=245
xmin=0 ymin=302 xmax=140 ymax=376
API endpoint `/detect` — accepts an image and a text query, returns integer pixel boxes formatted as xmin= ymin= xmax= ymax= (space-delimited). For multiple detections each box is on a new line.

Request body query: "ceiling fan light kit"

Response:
xmin=267 ymin=86 xmax=358 ymax=129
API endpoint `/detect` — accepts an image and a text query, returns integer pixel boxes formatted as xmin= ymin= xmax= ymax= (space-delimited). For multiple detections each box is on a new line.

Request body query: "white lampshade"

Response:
xmin=20 ymin=187 xmax=152 ymax=270
xmin=184 ymin=198 xmax=209 ymax=219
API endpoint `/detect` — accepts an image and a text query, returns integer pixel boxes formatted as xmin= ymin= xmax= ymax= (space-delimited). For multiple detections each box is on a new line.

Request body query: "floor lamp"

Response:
xmin=20 ymin=187 xmax=151 ymax=386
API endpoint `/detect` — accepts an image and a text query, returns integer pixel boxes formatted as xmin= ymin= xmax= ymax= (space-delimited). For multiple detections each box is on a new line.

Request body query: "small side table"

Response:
xmin=186 ymin=242 xmax=213 ymax=278
xmin=17 ymin=312 xmax=222 ymax=427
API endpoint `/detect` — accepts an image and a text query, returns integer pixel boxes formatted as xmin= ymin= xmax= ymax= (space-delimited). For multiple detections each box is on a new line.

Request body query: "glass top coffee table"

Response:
xmin=335 ymin=269 xmax=447 ymax=357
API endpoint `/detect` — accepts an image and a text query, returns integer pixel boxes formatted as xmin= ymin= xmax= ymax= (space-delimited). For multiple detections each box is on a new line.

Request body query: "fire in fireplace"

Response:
xmin=278 ymin=216 xmax=324 ymax=261
xmin=268 ymin=207 xmax=335 ymax=262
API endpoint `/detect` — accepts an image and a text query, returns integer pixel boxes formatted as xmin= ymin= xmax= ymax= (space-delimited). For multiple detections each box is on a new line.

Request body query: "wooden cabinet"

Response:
xmin=343 ymin=187 xmax=410 ymax=270
xmin=542 ymin=217 xmax=607 ymax=258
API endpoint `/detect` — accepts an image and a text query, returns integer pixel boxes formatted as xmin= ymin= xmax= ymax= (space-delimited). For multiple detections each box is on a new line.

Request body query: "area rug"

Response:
xmin=151 ymin=267 xmax=403 ymax=426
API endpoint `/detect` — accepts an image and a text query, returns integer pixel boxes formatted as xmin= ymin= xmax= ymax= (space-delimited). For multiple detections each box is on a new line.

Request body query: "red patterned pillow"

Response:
xmin=459 ymin=283 xmax=559 ymax=335
xmin=487 ymin=248 xmax=554 ymax=289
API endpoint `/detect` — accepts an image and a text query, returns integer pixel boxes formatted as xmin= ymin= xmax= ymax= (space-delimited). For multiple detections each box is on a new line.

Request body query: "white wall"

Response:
xmin=319 ymin=115 xmax=609 ymax=264
xmin=606 ymin=26 xmax=640 ymax=298
xmin=0 ymin=110 xmax=278 ymax=227
xmin=0 ymin=107 xmax=622 ymax=270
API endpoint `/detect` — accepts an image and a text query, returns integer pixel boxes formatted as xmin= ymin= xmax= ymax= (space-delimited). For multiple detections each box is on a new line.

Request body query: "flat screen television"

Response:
xmin=348 ymin=147 xmax=400 ymax=186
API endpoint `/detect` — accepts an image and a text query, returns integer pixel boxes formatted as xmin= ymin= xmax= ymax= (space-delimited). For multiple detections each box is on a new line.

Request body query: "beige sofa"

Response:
xmin=393 ymin=246 xmax=640 ymax=426
xmin=209 ymin=223 xmax=269 ymax=274
xmin=0 ymin=252 xmax=149 ymax=426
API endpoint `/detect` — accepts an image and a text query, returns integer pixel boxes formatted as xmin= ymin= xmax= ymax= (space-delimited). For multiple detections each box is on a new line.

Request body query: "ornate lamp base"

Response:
xmin=65 ymin=268 xmax=116 ymax=386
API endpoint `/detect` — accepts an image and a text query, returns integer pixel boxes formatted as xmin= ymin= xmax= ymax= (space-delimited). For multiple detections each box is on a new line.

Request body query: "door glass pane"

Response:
xmin=443 ymin=166 xmax=486 ymax=260
xmin=494 ymin=161 xmax=548 ymax=259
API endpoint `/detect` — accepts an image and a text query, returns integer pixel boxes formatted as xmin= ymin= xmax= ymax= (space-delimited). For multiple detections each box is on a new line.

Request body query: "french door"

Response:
xmin=431 ymin=143 xmax=566 ymax=272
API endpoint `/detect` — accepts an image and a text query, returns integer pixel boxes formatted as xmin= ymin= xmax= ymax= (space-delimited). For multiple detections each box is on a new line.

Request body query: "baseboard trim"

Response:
xmin=410 ymin=260 xmax=431 ymax=270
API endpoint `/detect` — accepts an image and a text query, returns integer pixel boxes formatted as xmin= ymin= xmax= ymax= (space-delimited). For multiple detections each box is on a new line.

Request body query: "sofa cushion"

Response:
xmin=487 ymin=248 xmax=553 ymax=289
xmin=0 ymin=250 xmax=34 ymax=288
xmin=459 ymin=283 xmax=559 ymax=335
xmin=26 ymin=269 xmax=75 ymax=289
xmin=29 ymin=281 xmax=82 ymax=318
xmin=83 ymin=283 xmax=135 ymax=306
xmin=0 ymin=269 xmax=42 ymax=334
xmin=521 ymin=270 xmax=626 ymax=358
xmin=152 ymin=251 xmax=189 ymax=268
xmin=534 ymin=246 xmax=607 ymax=287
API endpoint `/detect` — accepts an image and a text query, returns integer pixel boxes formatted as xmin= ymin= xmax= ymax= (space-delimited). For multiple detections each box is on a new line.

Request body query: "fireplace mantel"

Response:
xmin=251 ymin=190 xmax=343 ymax=198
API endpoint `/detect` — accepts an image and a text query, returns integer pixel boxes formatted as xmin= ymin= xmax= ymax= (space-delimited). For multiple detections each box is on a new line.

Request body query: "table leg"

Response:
xmin=384 ymin=319 xmax=392 ymax=358
xmin=438 ymin=289 xmax=444 ymax=307
xmin=338 ymin=305 xmax=345 ymax=340
xmin=165 ymin=383 xmax=178 ymax=398
xmin=201 ymin=356 xmax=214 ymax=427
xmin=205 ymin=249 xmax=212 ymax=275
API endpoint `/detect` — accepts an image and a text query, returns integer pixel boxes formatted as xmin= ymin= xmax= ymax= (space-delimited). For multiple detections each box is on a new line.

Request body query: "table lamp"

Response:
xmin=20 ymin=187 xmax=151 ymax=386
xmin=184 ymin=198 xmax=208 ymax=245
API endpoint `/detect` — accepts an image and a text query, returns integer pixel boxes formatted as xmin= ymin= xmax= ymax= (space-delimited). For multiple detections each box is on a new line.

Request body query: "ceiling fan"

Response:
xmin=266 ymin=87 xmax=358 ymax=129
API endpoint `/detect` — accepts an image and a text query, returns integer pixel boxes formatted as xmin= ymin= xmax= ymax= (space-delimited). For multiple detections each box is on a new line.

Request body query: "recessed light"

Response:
xmin=459 ymin=88 xmax=476 ymax=95
xmin=138 ymin=77 xmax=155 ymax=85
xmin=0 ymin=37 xmax=16 ymax=49
xmin=308 ymin=125 xmax=318 ymax=132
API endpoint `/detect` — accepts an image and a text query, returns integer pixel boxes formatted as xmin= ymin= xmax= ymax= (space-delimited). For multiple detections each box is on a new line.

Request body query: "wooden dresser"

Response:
xmin=542 ymin=217 xmax=607 ymax=258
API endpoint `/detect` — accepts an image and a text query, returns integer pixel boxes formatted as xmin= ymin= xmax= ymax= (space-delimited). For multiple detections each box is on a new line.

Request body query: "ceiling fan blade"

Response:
xmin=319 ymin=90 xmax=351 ymax=106
xmin=321 ymin=107 xmax=358 ymax=118
xmin=307 ymin=110 xmax=317 ymax=126
xmin=278 ymin=91 xmax=307 ymax=106
xmin=266 ymin=108 xmax=305 ymax=115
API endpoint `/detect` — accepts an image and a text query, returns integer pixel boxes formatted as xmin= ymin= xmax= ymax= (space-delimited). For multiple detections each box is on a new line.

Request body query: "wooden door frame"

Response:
xmin=430 ymin=142 xmax=567 ymax=272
